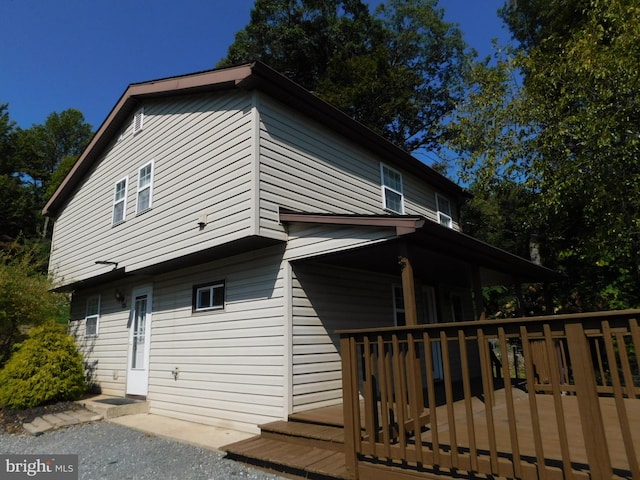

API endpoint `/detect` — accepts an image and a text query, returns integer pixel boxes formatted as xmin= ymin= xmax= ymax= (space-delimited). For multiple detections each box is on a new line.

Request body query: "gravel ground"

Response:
xmin=0 ymin=422 xmax=287 ymax=480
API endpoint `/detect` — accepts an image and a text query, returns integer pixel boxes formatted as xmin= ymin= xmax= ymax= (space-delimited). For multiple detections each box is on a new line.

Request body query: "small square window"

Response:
xmin=85 ymin=295 xmax=100 ymax=337
xmin=192 ymin=281 xmax=225 ymax=312
xmin=381 ymin=164 xmax=404 ymax=214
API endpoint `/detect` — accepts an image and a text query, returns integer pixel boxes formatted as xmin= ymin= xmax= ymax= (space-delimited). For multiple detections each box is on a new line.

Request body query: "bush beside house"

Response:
xmin=0 ymin=322 xmax=86 ymax=409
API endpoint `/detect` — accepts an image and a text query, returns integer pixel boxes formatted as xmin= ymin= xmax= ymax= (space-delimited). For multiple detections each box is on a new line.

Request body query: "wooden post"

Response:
xmin=565 ymin=323 xmax=612 ymax=478
xmin=399 ymin=255 xmax=418 ymax=327
xmin=341 ymin=336 xmax=360 ymax=479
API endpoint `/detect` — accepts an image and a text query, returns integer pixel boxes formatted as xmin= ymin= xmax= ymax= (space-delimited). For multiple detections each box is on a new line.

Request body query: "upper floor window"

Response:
xmin=436 ymin=193 xmax=453 ymax=228
xmin=381 ymin=163 xmax=404 ymax=214
xmin=133 ymin=108 xmax=144 ymax=135
xmin=193 ymin=281 xmax=225 ymax=312
xmin=85 ymin=295 xmax=100 ymax=337
xmin=136 ymin=161 xmax=154 ymax=213
xmin=112 ymin=177 xmax=128 ymax=225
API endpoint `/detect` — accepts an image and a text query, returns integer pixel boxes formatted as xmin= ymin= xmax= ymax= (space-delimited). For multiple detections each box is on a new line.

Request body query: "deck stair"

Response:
xmin=222 ymin=412 xmax=351 ymax=480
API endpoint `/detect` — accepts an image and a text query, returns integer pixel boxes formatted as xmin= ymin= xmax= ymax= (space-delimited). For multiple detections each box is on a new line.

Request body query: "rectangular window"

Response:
xmin=436 ymin=193 xmax=453 ymax=228
xmin=381 ymin=163 xmax=404 ymax=214
xmin=133 ymin=108 xmax=144 ymax=134
xmin=192 ymin=281 xmax=225 ymax=312
xmin=136 ymin=161 xmax=154 ymax=213
xmin=85 ymin=295 xmax=100 ymax=337
xmin=392 ymin=284 xmax=406 ymax=327
xmin=112 ymin=177 xmax=128 ymax=225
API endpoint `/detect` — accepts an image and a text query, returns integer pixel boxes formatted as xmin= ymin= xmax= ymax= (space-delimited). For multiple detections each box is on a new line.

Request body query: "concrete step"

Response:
xmin=23 ymin=408 xmax=103 ymax=436
xmin=77 ymin=395 xmax=148 ymax=419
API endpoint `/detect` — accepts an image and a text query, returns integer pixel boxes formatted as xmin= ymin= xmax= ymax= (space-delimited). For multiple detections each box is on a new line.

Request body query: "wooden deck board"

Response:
xmin=417 ymin=391 xmax=640 ymax=474
xmin=262 ymin=420 xmax=345 ymax=443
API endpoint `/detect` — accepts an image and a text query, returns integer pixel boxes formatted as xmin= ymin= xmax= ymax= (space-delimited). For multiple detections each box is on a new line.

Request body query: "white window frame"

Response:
xmin=85 ymin=295 xmax=101 ymax=337
xmin=436 ymin=193 xmax=453 ymax=228
xmin=193 ymin=281 xmax=225 ymax=312
xmin=132 ymin=108 xmax=144 ymax=135
xmin=392 ymin=284 xmax=405 ymax=327
xmin=112 ymin=176 xmax=128 ymax=225
xmin=380 ymin=163 xmax=404 ymax=214
xmin=136 ymin=160 xmax=154 ymax=214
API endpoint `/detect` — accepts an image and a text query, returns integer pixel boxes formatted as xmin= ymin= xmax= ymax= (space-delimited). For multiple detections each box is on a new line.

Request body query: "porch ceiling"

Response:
xmin=282 ymin=213 xmax=562 ymax=286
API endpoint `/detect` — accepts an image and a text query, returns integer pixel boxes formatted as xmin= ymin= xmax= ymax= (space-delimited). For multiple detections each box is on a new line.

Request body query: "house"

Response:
xmin=43 ymin=62 xmax=558 ymax=434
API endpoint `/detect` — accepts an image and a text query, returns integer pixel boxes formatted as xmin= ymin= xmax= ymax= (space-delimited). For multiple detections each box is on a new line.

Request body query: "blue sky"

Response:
xmin=0 ymin=0 xmax=510 ymax=130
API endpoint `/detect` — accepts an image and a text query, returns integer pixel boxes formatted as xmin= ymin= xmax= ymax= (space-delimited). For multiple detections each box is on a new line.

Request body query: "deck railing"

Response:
xmin=339 ymin=310 xmax=640 ymax=480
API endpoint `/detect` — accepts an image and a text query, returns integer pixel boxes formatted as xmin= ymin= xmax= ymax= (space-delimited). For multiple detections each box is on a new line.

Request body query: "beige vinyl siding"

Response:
xmin=284 ymin=222 xmax=398 ymax=262
xmin=49 ymin=91 xmax=256 ymax=286
xmin=147 ymin=245 xmax=287 ymax=434
xmin=291 ymin=263 xmax=396 ymax=411
xmin=70 ymin=282 xmax=134 ymax=396
xmin=256 ymin=95 xmax=458 ymax=238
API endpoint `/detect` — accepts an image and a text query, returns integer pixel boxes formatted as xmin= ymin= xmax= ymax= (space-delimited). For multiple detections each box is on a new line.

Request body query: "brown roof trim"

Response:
xmin=280 ymin=211 xmax=426 ymax=235
xmin=43 ymin=61 xmax=467 ymax=217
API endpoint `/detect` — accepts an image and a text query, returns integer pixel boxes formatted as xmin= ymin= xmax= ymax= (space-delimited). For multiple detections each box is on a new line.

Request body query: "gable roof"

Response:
xmin=43 ymin=61 xmax=467 ymax=217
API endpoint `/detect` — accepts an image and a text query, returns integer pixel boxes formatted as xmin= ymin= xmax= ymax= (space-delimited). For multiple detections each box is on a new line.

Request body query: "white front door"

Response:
xmin=423 ymin=286 xmax=444 ymax=380
xmin=126 ymin=286 xmax=152 ymax=396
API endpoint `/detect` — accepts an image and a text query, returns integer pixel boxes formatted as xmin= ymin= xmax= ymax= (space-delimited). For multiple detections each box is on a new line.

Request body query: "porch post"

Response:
xmin=471 ymin=264 xmax=486 ymax=321
xmin=399 ymin=255 xmax=418 ymax=327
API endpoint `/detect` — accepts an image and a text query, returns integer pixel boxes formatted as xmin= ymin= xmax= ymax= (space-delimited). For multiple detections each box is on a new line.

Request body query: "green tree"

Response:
xmin=219 ymin=0 xmax=471 ymax=152
xmin=0 ymin=246 xmax=69 ymax=366
xmin=13 ymin=109 xmax=93 ymax=206
xmin=0 ymin=103 xmax=38 ymax=243
xmin=447 ymin=0 xmax=640 ymax=311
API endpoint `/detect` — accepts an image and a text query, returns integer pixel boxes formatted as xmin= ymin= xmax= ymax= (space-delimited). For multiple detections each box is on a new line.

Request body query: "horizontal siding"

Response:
xmin=50 ymin=91 xmax=256 ymax=286
xmin=291 ymin=263 xmax=396 ymax=412
xmin=284 ymin=223 xmax=397 ymax=261
xmin=69 ymin=245 xmax=287 ymax=433
xmin=147 ymin=245 xmax=287 ymax=433
xmin=256 ymin=94 xmax=459 ymax=238
xmin=70 ymin=281 xmax=137 ymax=397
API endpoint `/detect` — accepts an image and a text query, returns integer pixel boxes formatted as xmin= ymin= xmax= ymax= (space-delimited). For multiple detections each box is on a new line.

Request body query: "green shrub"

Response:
xmin=0 ymin=322 xmax=86 ymax=409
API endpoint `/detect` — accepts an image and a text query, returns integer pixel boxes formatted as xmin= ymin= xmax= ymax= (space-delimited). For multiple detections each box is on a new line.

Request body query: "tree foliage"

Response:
xmin=0 ymin=246 xmax=69 ymax=367
xmin=447 ymin=0 xmax=640 ymax=311
xmin=218 ymin=0 xmax=471 ymax=152
xmin=0 ymin=105 xmax=92 ymax=244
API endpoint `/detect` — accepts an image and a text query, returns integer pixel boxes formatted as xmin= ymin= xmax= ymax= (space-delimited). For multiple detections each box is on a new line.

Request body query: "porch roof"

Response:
xmin=280 ymin=212 xmax=562 ymax=286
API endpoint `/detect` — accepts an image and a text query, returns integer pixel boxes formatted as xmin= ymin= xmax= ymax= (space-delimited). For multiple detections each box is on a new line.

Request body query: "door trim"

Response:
xmin=126 ymin=285 xmax=153 ymax=397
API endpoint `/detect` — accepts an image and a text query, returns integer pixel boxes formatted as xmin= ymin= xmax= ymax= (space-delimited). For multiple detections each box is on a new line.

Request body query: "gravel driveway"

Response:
xmin=0 ymin=422 xmax=287 ymax=480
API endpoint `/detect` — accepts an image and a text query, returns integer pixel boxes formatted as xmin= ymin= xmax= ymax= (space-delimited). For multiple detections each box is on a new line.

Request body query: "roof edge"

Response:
xmin=280 ymin=211 xmax=426 ymax=235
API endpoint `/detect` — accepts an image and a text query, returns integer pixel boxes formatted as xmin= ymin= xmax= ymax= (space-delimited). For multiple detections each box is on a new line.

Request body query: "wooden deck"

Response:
xmin=225 ymin=311 xmax=640 ymax=479
xmin=340 ymin=311 xmax=640 ymax=479
xmin=223 ymin=389 xmax=640 ymax=479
